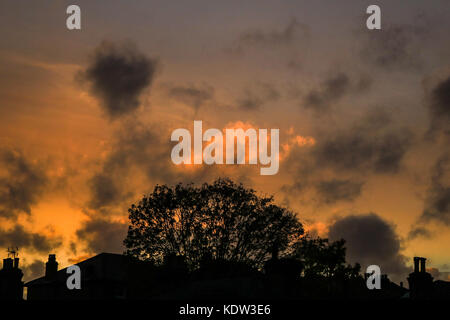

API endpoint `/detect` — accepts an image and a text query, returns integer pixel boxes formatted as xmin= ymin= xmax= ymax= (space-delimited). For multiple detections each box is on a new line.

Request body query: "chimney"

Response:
xmin=45 ymin=254 xmax=58 ymax=279
xmin=420 ymin=257 xmax=426 ymax=273
xmin=13 ymin=258 xmax=19 ymax=269
xmin=3 ymin=258 xmax=13 ymax=270
xmin=413 ymin=257 xmax=419 ymax=273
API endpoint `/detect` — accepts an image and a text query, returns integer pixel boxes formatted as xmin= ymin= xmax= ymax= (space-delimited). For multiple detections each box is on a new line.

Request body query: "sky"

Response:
xmin=0 ymin=0 xmax=449 ymax=284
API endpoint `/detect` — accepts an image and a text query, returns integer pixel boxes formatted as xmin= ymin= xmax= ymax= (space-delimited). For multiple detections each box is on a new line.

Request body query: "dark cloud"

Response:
xmin=315 ymin=179 xmax=364 ymax=204
xmin=87 ymin=172 xmax=133 ymax=210
xmin=0 ymin=149 xmax=48 ymax=219
xmin=355 ymin=76 xmax=373 ymax=93
xmin=328 ymin=213 xmax=410 ymax=282
xmin=407 ymin=226 xmax=433 ymax=240
xmin=419 ymin=153 xmax=450 ymax=226
xmin=282 ymin=110 xmax=412 ymax=205
xmin=21 ymin=260 xmax=44 ymax=282
xmin=166 ymin=83 xmax=214 ymax=110
xmin=427 ymin=76 xmax=450 ymax=138
xmin=86 ymin=120 xmax=174 ymax=211
xmin=303 ymin=73 xmax=350 ymax=112
xmin=236 ymin=18 xmax=308 ymax=49
xmin=0 ymin=225 xmax=62 ymax=254
xmin=312 ymin=111 xmax=412 ymax=174
xmin=69 ymin=241 xmax=77 ymax=255
xmin=301 ymin=73 xmax=372 ymax=113
xmin=359 ymin=22 xmax=428 ymax=71
xmin=236 ymin=93 xmax=263 ymax=111
xmin=76 ymin=218 xmax=128 ymax=254
xmin=236 ymin=82 xmax=280 ymax=111
xmin=79 ymin=41 xmax=158 ymax=119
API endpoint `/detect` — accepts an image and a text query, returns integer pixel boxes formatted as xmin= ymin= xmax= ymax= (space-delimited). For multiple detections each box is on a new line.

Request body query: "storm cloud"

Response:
xmin=328 ymin=213 xmax=410 ymax=282
xmin=0 ymin=149 xmax=48 ymax=220
xmin=79 ymin=41 xmax=158 ymax=119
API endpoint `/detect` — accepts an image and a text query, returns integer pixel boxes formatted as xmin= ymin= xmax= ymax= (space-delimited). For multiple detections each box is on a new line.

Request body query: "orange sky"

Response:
xmin=0 ymin=0 xmax=449 ymax=283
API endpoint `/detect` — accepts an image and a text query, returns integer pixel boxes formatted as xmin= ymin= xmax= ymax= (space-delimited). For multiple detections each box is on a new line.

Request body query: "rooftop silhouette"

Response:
xmin=0 ymin=252 xmax=448 ymax=300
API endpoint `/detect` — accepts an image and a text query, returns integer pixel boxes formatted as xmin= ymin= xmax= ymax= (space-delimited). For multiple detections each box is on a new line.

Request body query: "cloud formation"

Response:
xmin=303 ymin=73 xmax=351 ymax=112
xmin=79 ymin=41 xmax=158 ymax=119
xmin=75 ymin=218 xmax=128 ymax=254
xmin=86 ymin=120 xmax=174 ymax=211
xmin=87 ymin=172 xmax=133 ymax=211
xmin=282 ymin=110 xmax=413 ymax=205
xmin=427 ymin=75 xmax=450 ymax=138
xmin=301 ymin=72 xmax=371 ymax=113
xmin=360 ymin=23 xmax=428 ymax=71
xmin=85 ymin=119 xmax=231 ymax=212
xmin=408 ymin=226 xmax=432 ymax=240
xmin=312 ymin=111 xmax=412 ymax=174
xmin=236 ymin=82 xmax=280 ymax=111
xmin=315 ymin=179 xmax=364 ymax=205
xmin=21 ymin=260 xmax=45 ymax=282
xmin=236 ymin=18 xmax=308 ymax=49
xmin=166 ymin=83 xmax=214 ymax=110
xmin=328 ymin=213 xmax=410 ymax=282
xmin=0 ymin=149 xmax=48 ymax=220
xmin=0 ymin=225 xmax=62 ymax=254
xmin=419 ymin=153 xmax=450 ymax=226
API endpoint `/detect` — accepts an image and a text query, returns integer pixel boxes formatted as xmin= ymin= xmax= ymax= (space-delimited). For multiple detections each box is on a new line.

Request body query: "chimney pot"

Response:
xmin=413 ymin=257 xmax=420 ymax=273
xmin=45 ymin=254 xmax=58 ymax=280
xmin=420 ymin=257 xmax=426 ymax=273
xmin=3 ymin=258 xmax=13 ymax=270
xmin=13 ymin=258 xmax=19 ymax=269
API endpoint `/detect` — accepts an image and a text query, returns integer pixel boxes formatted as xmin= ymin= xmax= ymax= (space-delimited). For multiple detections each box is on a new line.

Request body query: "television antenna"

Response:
xmin=7 ymin=247 xmax=19 ymax=259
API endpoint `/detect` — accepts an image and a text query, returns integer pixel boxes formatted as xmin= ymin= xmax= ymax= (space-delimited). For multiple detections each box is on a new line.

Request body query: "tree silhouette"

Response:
xmin=293 ymin=237 xmax=360 ymax=279
xmin=124 ymin=178 xmax=304 ymax=269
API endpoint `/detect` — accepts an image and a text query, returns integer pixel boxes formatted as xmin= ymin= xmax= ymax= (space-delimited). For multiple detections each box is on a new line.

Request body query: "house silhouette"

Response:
xmin=0 ymin=253 xmax=447 ymax=300
xmin=25 ymin=253 xmax=158 ymax=300
xmin=0 ymin=256 xmax=23 ymax=300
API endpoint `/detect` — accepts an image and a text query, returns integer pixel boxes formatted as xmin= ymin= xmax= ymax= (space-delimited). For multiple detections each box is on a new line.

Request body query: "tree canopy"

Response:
xmin=124 ymin=178 xmax=304 ymax=269
xmin=293 ymin=237 xmax=361 ymax=279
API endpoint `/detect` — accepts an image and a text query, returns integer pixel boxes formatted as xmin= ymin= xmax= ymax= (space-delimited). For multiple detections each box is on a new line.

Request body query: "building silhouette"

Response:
xmin=407 ymin=257 xmax=434 ymax=298
xmin=0 ymin=256 xmax=24 ymax=300
xmin=407 ymin=257 xmax=450 ymax=299
xmin=25 ymin=253 xmax=158 ymax=300
xmin=0 ymin=253 xmax=444 ymax=300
